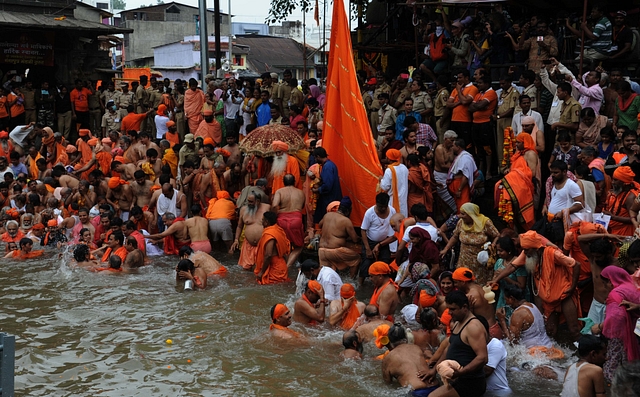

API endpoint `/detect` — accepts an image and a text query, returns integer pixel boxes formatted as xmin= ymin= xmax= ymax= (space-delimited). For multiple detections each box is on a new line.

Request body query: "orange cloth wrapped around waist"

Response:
xmin=318 ymin=247 xmax=361 ymax=271
xmin=12 ymin=250 xmax=44 ymax=259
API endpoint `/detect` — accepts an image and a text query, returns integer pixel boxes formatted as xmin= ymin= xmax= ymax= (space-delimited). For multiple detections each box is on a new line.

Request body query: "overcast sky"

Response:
xmin=125 ymin=0 xmax=334 ymax=25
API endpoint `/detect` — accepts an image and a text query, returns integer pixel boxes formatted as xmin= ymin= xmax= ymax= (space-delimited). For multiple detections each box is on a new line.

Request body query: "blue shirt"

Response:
xmin=256 ymin=103 xmax=271 ymax=127
xmin=314 ymin=159 xmax=342 ymax=223
xmin=395 ymin=111 xmax=421 ymax=141
xmin=10 ymin=162 xmax=28 ymax=177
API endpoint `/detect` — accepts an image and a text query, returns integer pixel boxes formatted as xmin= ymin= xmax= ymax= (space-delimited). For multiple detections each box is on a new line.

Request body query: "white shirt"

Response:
xmin=486 ymin=338 xmax=511 ymax=392
xmin=9 ymin=124 xmax=34 ymax=148
xmin=225 ymin=89 xmax=244 ymax=119
xmin=317 ymin=266 xmax=343 ymax=302
xmin=548 ymin=179 xmax=583 ymax=217
xmin=361 ymin=206 xmax=396 ymax=242
xmin=511 ymin=110 xmax=544 ymax=135
xmin=380 ymin=164 xmax=409 ymax=217
xmin=402 ymin=223 xmax=440 ymax=254
xmin=0 ymin=167 xmax=14 ymax=181
xmin=154 ymin=114 xmax=169 ymax=139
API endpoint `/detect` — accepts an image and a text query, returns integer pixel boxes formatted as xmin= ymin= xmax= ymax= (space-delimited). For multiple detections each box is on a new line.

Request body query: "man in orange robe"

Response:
xmin=269 ymin=303 xmax=301 ymax=338
xmin=406 ymin=154 xmax=433 ymax=213
xmin=100 ymin=230 xmax=128 ymax=263
xmin=2 ymin=220 xmax=25 ymax=253
xmin=195 ymin=110 xmax=222 ymax=145
xmin=516 ymin=230 xmax=580 ymax=340
xmin=329 ymin=283 xmax=365 ymax=330
xmin=0 ymin=130 xmax=13 ymax=158
xmin=5 ymin=237 xmax=44 ymax=260
xmin=369 ymin=261 xmax=400 ymax=322
xmin=495 ymin=132 xmax=536 ymax=230
xmin=254 ymin=211 xmax=291 ymax=285
xmin=165 ymin=120 xmax=180 ymax=147
xmin=160 ymin=139 xmax=178 ymax=178
xmin=184 ymin=78 xmax=205 ymax=134
xmin=270 ymin=140 xmax=300 ymax=194
xmin=25 ymin=146 xmax=43 ymax=180
xmin=604 ymin=166 xmax=639 ymax=236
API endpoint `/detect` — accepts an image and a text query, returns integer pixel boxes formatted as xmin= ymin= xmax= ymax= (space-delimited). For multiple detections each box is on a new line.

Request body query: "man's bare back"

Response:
xmin=356 ymin=319 xmax=393 ymax=342
xmin=124 ymin=249 xmax=145 ymax=268
xmin=382 ymin=344 xmax=434 ymax=390
xmin=59 ymin=175 xmax=80 ymax=189
xmin=273 ymin=186 xmax=305 ymax=213
xmin=467 ymin=284 xmax=496 ymax=327
xmin=185 ymin=216 xmax=209 ymax=242
xmin=319 ymin=212 xmax=358 ymax=249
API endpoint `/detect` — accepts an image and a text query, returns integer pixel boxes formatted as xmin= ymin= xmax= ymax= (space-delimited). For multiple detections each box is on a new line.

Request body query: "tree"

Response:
xmin=267 ymin=0 xmax=365 ymax=24
xmin=112 ymin=0 xmax=126 ymax=9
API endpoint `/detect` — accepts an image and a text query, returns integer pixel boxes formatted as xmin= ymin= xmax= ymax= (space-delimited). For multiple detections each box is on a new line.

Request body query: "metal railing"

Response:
xmin=0 ymin=333 xmax=14 ymax=397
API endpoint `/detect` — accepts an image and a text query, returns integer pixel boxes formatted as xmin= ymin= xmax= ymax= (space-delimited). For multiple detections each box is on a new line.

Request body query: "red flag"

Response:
xmin=313 ymin=0 xmax=320 ymax=26
xmin=323 ymin=0 xmax=382 ymax=226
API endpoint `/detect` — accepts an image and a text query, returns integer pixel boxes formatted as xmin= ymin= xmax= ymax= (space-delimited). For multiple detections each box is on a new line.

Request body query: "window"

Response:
xmin=96 ymin=2 xmax=109 ymax=10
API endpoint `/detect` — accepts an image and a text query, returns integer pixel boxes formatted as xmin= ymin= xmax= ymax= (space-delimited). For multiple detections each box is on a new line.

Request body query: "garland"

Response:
xmin=501 ymin=127 xmax=516 ymax=169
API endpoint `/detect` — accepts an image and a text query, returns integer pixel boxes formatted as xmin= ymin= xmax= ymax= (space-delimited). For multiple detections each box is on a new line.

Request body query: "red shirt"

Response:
xmin=121 ymin=112 xmax=147 ymax=133
xmin=70 ymin=87 xmax=92 ymax=112
xmin=472 ymin=88 xmax=498 ymax=124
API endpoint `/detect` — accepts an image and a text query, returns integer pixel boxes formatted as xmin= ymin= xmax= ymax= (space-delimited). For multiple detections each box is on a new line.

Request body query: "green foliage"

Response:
xmin=112 ymin=0 xmax=126 ymax=9
xmin=267 ymin=0 xmax=367 ymax=24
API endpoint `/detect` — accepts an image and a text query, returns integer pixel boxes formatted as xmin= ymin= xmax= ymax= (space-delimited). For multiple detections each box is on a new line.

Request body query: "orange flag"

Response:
xmin=314 ymin=0 xmax=320 ymax=26
xmin=323 ymin=0 xmax=382 ymax=226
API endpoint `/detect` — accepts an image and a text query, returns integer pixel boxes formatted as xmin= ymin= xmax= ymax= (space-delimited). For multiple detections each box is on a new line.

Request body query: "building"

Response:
xmin=232 ymin=22 xmax=269 ymax=36
xmin=235 ymin=35 xmax=317 ymax=80
xmin=153 ymin=36 xmax=249 ymax=82
xmin=0 ymin=0 xmax=132 ymax=86
xmin=120 ymin=2 xmax=230 ymax=67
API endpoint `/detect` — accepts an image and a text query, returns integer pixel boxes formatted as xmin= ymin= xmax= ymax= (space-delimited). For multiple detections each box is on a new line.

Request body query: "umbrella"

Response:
xmin=238 ymin=124 xmax=306 ymax=157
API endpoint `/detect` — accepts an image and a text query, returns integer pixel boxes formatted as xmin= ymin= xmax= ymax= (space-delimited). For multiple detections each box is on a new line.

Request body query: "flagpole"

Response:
xmin=303 ymin=9 xmax=307 ymax=79
xmin=323 ymin=0 xmax=327 ymax=78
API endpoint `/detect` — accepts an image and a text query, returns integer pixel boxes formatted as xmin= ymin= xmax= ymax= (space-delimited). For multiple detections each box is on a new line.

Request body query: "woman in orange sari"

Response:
xmin=495 ymin=132 xmax=536 ymax=231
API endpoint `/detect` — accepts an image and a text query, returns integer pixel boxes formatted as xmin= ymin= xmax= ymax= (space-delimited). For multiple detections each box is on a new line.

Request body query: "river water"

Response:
xmin=1 ymin=248 xmax=567 ymax=396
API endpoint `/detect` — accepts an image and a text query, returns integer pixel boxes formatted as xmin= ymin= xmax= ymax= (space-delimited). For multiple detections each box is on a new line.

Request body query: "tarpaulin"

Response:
xmin=323 ymin=0 xmax=383 ymax=226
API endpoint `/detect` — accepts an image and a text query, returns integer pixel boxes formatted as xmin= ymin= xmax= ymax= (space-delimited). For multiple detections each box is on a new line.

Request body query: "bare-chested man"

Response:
xmin=72 ymin=207 xmax=95 ymax=242
xmin=131 ymin=170 xmax=155 ymax=209
xmin=137 ymin=132 xmax=161 ymax=160
xmin=382 ymin=324 xmax=438 ymax=395
xmin=53 ymin=168 xmax=80 ymax=189
xmin=184 ymin=204 xmax=211 ymax=254
xmin=229 ymin=193 xmax=270 ymax=269
xmin=222 ymin=163 xmax=245 ymax=197
xmin=329 ymin=283 xmax=366 ymax=330
xmin=369 ymin=261 xmax=400 ymax=322
xmin=120 ymin=135 xmax=140 ymax=165
xmin=88 ymin=170 xmax=109 ymax=198
xmin=67 ymin=180 xmax=96 ymax=209
xmin=106 ymin=176 xmax=134 ymax=220
xmin=318 ymin=197 xmax=360 ymax=278
xmin=579 ymin=237 xmax=619 ymax=331
xmin=433 ymin=130 xmax=458 ymax=212
xmin=194 ymin=144 xmax=224 ymax=208
xmin=148 ymin=212 xmax=190 ymax=253
xmin=139 ymin=148 xmax=163 ymax=179
xmin=222 ymin=135 xmax=242 ymax=166
xmin=293 ymin=280 xmax=326 ymax=325
xmin=123 ymin=236 xmax=145 ymax=268
xmin=110 ymin=160 xmax=138 ymax=181
xmin=453 ymin=267 xmax=501 ymax=339
xmin=272 ymin=174 xmax=305 ymax=267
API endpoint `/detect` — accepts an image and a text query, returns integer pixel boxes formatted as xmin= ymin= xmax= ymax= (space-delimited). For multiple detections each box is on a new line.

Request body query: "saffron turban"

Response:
xmin=272 ymin=303 xmax=288 ymax=321
xmin=369 ymin=261 xmax=391 ymax=275
xmin=307 ymin=280 xmax=323 ymax=295
xmin=452 ymin=267 xmax=476 ymax=282
xmin=386 ymin=148 xmax=401 ymax=161
xmin=272 ymin=140 xmax=289 ymax=152
xmin=114 ymin=155 xmax=126 ymax=163
xmin=340 ymin=283 xmax=356 ymax=299
xmin=326 ymin=201 xmax=340 ymax=213
xmin=87 ymin=138 xmax=99 ymax=146
xmin=79 ymin=129 xmax=91 ymax=137
xmin=157 ymin=104 xmax=167 ymax=116
xmin=65 ymin=145 xmax=77 ymax=153
xmin=203 ymin=109 xmax=214 ymax=116
xmin=203 ymin=137 xmax=215 ymax=147
xmin=614 ymin=166 xmax=635 ymax=184
xmin=108 ymin=177 xmax=127 ymax=189
xmin=101 ymin=138 xmax=112 ymax=145
xmin=47 ymin=219 xmax=58 ymax=227
xmin=0 ymin=131 xmax=8 ymax=139
xmin=420 ymin=289 xmax=437 ymax=308
xmin=519 ymin=230 xmax=545 ymax=249
xmin=32 ymin=223 xmax=45 ymax=231
xmin=216 ymin=191 xmax=231 ymax=199
xmin=373 ymin=324 xmax=390 ymax=349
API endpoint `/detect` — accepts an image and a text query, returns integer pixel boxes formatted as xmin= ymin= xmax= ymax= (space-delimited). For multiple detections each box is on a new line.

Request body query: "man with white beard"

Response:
xmin=270 ymin=140 xmax=300 ymax=195
xmin=512 ymin=230 xmax=581 ymax=341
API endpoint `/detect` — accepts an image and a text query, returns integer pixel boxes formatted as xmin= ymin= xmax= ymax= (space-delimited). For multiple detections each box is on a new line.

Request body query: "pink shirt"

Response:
xmin=571 ymin=73 xmax=603 ymax=115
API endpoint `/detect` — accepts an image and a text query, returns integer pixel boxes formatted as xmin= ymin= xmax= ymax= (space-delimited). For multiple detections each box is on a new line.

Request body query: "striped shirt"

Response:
xmin=591 ymin=17 xmax=612 ymax=53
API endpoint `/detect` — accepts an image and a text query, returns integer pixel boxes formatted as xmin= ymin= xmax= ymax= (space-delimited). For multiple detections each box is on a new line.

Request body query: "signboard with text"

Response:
xmin=0 ymin=32 xmax=55 ymax=66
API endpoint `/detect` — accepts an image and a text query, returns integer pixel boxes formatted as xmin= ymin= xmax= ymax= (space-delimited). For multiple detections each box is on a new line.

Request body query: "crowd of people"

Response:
xmin=2 ymin=3 xmax=640 ymax=397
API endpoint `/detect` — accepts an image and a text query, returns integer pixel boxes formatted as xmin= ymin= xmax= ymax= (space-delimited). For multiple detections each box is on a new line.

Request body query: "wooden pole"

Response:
xmin=579 ymin=0 xmax=588 ymax=76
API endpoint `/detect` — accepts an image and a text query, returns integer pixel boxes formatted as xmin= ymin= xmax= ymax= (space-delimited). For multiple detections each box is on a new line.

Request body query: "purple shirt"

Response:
xmin=570 ymin=73 xmax=603 ymax=115
xmin=416 ymin=123 xmax=437 ymax=149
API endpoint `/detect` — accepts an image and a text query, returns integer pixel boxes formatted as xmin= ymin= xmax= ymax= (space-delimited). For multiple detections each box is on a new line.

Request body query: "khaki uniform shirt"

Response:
xmin=22 ymin=88 xmax=36 ymax=110
xmin=135 ymin=85 xmax=149 ymax=109
xmin=371 ymin=83 xmax=391 ymax=111
xmin=378 ymin=105 xmax=397 ymax=133
xmin=101 ymin=111 xmax=119 ymax=132
xmin=514 ymin=84 xmax=538 ymax=114
xmin=559 ymin=97 xmax=582 ymax=125
xmin=119 ymin=91 xmax=134 ymax=109
xmin=102 ymin=89 xmax=121 ymax=106
xmin=497 ymin=86 xmax=520 ymax=117
xmin=411 ymin=91 xmax=434 ymax=115
xmin=88 ymin=92 xmax=101 ymax=110
xmin=434 ymin=88 xmax=450 ymax=118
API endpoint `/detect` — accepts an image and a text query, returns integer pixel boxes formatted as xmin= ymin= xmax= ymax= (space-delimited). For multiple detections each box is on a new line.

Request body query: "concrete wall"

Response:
xmin=73 ymin=5 xmax=103 ymax=23
xmin=154 ymin=42 xmax=194 ymax=67
xmin=232 ymin=22 xmax=268 ymax=36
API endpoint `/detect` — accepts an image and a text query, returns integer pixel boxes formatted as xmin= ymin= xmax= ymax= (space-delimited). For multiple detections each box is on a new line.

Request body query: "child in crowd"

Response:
xmin=597 ymin=128 xmax=616 ymax=159
xmin=549 ymin=131 xmax=582 ymax=171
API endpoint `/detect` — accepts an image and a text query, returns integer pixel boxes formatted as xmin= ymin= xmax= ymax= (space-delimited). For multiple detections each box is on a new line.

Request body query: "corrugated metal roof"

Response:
xmin=0 ymin=11 xmax=132 ymax=33
xmin=235 ymin=35 xmax=311 ymax=73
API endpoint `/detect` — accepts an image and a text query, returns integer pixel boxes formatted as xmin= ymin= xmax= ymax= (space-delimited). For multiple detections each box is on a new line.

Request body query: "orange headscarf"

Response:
xmin=339 ymin=283 xmax=360 ymax=330
xmin=217 ymin=191 xmax=231 ymax=199
xmin=386 ymin=148 xmax=401 ymax=162
xmin=157 ymin=104 xmax=167 ymax=116
xmin=340 ymin=283 xmax=356 ymax=299
xmin=108 ymin=176 xmax=128 ymax=189
xmin=519 ymin=230 xmax=545 ymax=249
xmin=373 ymin=324 xmax=391 ymax=349
xmin=272 ymin=303 xmax=289 ymax=321
xmin=516 ymin=132 xmax=536 ymax=152
xmin=614 ymin=166 xmax=636 ymax=184
xmin=272 ymin=140 xmax=289 ymax=152
xmin=369 ymin=261 xmax=391 ymax=275
xmin=307 ymin=280 xmax=323 ymax=294
xmin=420 ymin=289 xmax=437 ymax=307
xmin=452 ymin=267 xmax=476 ymax=282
